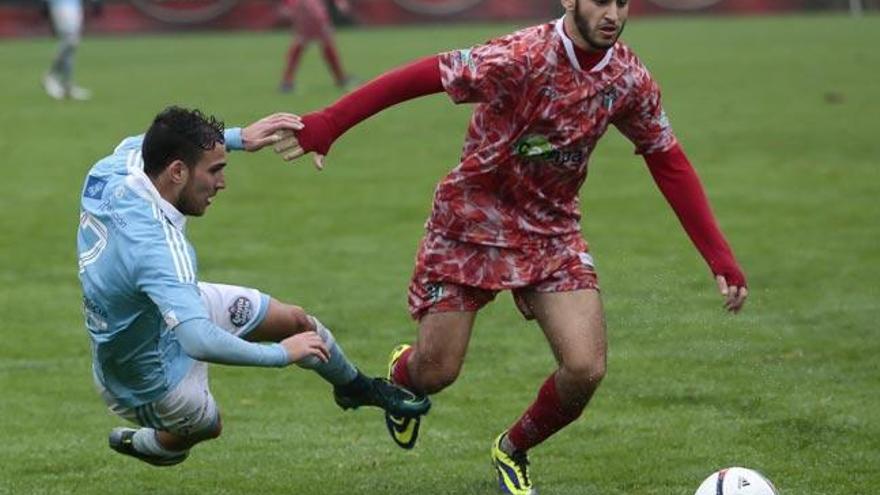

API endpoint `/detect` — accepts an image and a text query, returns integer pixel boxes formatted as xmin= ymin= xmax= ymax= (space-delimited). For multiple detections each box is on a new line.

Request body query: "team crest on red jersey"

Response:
xmin=433 ymin=21 xmax=677 ymax=247
xmin=602 ymin=87 xmax=618 ymax=111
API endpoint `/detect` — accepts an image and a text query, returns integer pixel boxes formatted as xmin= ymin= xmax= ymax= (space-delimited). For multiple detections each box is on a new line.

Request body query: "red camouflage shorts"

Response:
xmin=407 ymin=231 xmax=600 ymax=321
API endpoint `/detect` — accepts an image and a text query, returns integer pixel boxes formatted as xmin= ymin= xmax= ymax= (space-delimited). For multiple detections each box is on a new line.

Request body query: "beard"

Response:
xmin=176 ymin=196 xmax=204 ymax=216
xmin=573 ymin=0 xmax=627 ymax=50
xmin=176 ymin=186 xmax=208 ymax=217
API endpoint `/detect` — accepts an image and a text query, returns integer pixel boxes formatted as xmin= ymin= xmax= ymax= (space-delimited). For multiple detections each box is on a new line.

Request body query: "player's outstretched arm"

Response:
xmin=275 ymin=55 xmax=444 ymax=169
xmin=175 ymin=318 xmax=329 ymax=367
xmin=644 ymin=144 xmax=748 ymax=313
xmin=240 ymin=112 xmax=304 ymax=152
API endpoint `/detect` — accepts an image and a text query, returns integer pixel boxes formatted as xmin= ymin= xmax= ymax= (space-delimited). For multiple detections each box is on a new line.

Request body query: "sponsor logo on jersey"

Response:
xmin=228 ymin=296 xmax=253 ymax=328
xmin=100 ymin=199 xmax=128 ymax=229
xmin=393 ymin=0 xmax=484 ymax=16
xmin=130 ymin=0 xmax=239 ymax=25
xmin=84 ymin=175 xmax=107 ymax=200
xmin=513 ymin=134 xmax=585 ymax=166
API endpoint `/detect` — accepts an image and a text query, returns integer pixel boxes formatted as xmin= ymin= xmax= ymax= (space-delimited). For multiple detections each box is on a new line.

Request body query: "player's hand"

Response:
xmin=279 ymin=331 xmax=330 ymax=365
xmin=273 ymin=129 xmax=326 ymax=170
xmin=716 ymin=275 xmax=748 ymax=314
xmin=241 ymin=113 xmax=305 ymax=152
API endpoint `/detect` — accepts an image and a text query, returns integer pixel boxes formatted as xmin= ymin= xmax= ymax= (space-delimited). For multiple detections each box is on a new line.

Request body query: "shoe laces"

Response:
xmin=374 ymin=378 xmax=415 ymax=401
xmin=510 ymin=450 xmax=531 ymax=485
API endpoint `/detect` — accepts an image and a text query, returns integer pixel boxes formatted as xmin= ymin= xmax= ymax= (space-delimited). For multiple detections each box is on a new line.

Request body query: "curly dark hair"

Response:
xmin=142 ymin=106 xmax=225 ymax=178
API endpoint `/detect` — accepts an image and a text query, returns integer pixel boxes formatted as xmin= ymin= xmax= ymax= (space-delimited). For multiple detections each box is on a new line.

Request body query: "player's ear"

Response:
xmin=561 ymin=0 xmax=576 ymax=12
xmin=167 ymin=159 xmax=189 ymax=185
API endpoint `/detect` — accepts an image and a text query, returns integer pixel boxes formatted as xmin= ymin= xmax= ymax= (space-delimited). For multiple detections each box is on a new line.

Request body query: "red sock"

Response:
xmin=281 ymin=41 xmax=305 ymax=85
xmin=391 ymin=347 xmax=414 ymax=390
xmin=320 ymin=38 xmax=346 ymax=85
xmin=506 ymin=373 xmax=584 ymax=452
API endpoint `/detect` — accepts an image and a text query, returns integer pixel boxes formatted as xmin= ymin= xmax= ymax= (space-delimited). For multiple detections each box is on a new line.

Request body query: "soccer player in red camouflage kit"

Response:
xmin=277 ymin=0 xmax=748 ymax=493
xmin=280 ymin=0 xmax=355 ymax=93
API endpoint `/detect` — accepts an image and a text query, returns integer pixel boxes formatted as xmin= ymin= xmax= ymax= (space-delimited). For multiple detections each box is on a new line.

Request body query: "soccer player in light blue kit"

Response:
xmin=43 ymin=0 xmax=96 ymax=100
xmin=77 ymin=106 xmax=429 ymax=466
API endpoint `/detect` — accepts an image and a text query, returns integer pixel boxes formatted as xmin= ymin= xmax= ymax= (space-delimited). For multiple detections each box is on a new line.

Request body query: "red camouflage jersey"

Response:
xmin=285 ymin=0 xmax=331 ymax=38
xmin=431 ymin=18 xmax=678 ymax=248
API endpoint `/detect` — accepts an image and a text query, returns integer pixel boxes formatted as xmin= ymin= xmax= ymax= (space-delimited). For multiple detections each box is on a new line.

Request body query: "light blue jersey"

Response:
xmin=48 ymin=0 xmax=82 ymax=7
xmin=77 ymin=130 xmax=243 ymax=409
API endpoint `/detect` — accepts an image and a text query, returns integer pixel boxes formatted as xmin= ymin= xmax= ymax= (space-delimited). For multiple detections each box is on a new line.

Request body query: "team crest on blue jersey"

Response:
xmin=84 ymin=176 xmax=107 ymax=200
xmin=229 ymin=297 xmax=253 ymax=328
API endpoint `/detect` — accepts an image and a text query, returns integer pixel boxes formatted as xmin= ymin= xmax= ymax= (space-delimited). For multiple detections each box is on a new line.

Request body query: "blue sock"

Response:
xmin=295 ymin=317 xmax=358 ymax=386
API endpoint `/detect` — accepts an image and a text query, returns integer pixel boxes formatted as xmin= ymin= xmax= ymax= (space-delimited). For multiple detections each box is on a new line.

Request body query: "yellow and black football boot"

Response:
xmin=491 ymin=431 xmax=535 ymax=495
xmin=383 ymin=344 xmax=425 ymax=449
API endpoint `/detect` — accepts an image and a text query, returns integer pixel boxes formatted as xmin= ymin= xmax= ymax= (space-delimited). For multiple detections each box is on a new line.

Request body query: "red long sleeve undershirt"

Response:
xmin=295 ymin=56 xmax=745 ymax=287
xmin=297 ymin=55 xmax=444 ymax=155
xmin=644 ymin=145 xmax=745 ymax=287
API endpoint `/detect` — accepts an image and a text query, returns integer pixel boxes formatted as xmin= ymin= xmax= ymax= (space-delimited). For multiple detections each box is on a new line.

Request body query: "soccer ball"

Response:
xmin=694 ymin=467 xmax=778 ymax=495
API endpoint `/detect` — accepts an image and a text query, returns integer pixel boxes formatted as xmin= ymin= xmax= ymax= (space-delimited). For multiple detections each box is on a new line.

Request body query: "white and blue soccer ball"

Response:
xmin=694 ymin=467 xmax=778 ymax=495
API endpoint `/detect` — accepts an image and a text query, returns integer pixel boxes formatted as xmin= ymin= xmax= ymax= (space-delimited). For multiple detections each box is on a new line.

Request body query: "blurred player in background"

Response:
xmin=279 ymin=0 xmax=356 ymax=93
xmin=42 ymin=0 xmax=99 ymax=100
xmin=77 ymin=107 xmax=429 ymax=466
xmin=276 ymin=0 xmax=748 ymax=492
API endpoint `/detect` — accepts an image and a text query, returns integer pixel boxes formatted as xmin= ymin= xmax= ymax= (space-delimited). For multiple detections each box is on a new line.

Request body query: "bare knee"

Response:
xmin=413 ymin=354 xmax=462 ymax=394
xmin=560 ymin=357 xmax=607 ymax=391
xmin=284 ymin=305 xmax=312 ymax=333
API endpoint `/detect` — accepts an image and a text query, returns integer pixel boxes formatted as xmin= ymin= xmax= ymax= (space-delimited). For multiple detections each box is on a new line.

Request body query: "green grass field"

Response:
xmin=1 ymin=13 xmax=878 ymax=494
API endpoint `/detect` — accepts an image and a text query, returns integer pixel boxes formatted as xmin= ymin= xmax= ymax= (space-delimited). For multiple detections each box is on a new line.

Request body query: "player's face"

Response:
xmin=572 ymin=0 xmax=629 ymax=50
xmin=178 ymin=143 xmax=227 ymax=217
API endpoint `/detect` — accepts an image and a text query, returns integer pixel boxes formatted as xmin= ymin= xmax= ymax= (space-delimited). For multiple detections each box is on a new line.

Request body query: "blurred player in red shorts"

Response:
xmin=276 ymin=0 xmax=748 ymax=493
xmin=280 ymin=0 xmax=355 ymax=93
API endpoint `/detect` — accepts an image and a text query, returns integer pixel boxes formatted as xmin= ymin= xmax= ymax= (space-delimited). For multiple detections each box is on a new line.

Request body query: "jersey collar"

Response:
xmin=554 ymin=17 xmax=614 ymax=73
xmin=125 ymin=150 xmax=188 ymax=231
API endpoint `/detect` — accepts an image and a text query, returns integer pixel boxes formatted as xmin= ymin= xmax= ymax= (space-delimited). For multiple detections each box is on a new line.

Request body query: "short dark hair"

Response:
xmin=142 ymin=106 xmax=225 ymax=178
